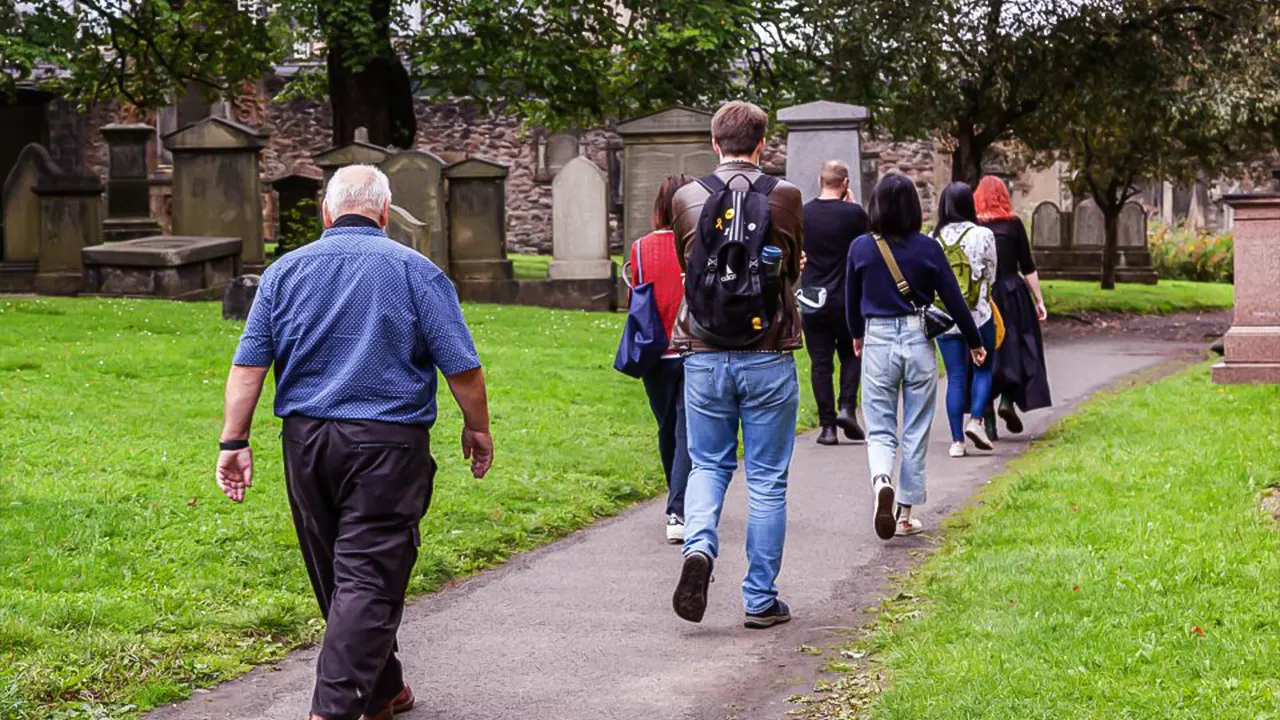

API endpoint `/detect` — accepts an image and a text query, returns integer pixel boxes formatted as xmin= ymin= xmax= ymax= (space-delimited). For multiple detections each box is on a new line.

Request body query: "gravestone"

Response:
xmin=777 ymin=101 xmax=870 ymax=204
xmin=1118 ymin=202 xmax=1147 ymax=247
xmin=1032 ymin=201 xmax=1064 ymax=248
xmin=616 ymin=107 xmax=717 ymax=258
xmin=2 ymin=143 xmax=61 ymax=265
xmin=314 ymin=140 xmax=391 ymax=185
xmin=1073 ymin=198 xmax=1105 ymax=247
xmin=163 ymin=117 xmax=270 ymax=272
xmin=380 ymin=149 xmax=447 ymax=253
xmin=1214 ymin=192 xmax=1280 ymax=383
xmin=34 ymin=174 xmax=104 ymax=295
xmin=549 ymin=156 xmax=613 ymax=280
xmin=270 ymin=171 xmax=323 ymax=255
xmin=445 ymin=157 xmax=513 ymax=282
xmin=82 ymin=235 xmax=241 ymax=300
xmin=222 ymin=274 xmax=260 ymax=320
xmin=386 ymin=204 xmax=443 ymax=272
xmin=101 ymin=123 xmax=163 ymax=242
xmin=0 ymin=89 xmax=54 ymax=236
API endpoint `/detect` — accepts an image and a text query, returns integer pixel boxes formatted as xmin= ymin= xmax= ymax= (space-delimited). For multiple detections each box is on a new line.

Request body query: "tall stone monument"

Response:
xmin=549 ymin=156 xmax=613 ymax=280
xmin=777 ymin=101 xmax=870 ymax=204
xmin=101 ymin=123 xmax=162 ymax=242
xmin=1213 ymin=193 xmax=1280 ymax=384
xmin=34 ymin=174 xmax=104 ymax=295
xmin=163 ymin=117 xmax=270 ymax=272
xmin=445 ymin=157 xmax=513 ymax=282
xmin=616 ymin=107 xmax=718 ymax=257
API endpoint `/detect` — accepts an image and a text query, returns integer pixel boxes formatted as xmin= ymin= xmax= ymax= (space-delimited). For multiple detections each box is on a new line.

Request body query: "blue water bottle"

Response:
xmin=760 ymin=245 xmax=782 ymax=280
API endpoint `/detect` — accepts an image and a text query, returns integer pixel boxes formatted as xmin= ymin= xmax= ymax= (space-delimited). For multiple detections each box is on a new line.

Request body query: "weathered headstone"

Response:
xmin=1213 ymin=192 xmax=1280 ymax=384
xmin=549 ymin=156 xmax=613 ymax=280
xmin=777 ymin=101 xmax=870 ymax=204
xmin=222 ymin=274 xmax=260 ymax=320
xmin=34 ymin=174 xmax=104 ymax=295
xmin=1032 ymin=201 xmax=1064 ymax=248
xmin=386 ymin=204 xmax=435 ymax=265
xmin=1073 ymin=198 xmax=1105 ymax=247
xmin=163 ymin=117 xmax=270 ymax=272
xmin=616 ymin=107 xmax=717 ymax=258
xmin=270 ymin=171 xmax=323 ymax=255
xmin=1118 ymin=202 xmax=1147 ymax=247
xmin=2 ymin=143 xmax=61 ymax=265
xmin=101 ymin=123 xmax=163 ymax=242
xmin=0 ymin=88 xmax=54 ymax=225
xmin=380 ymin=149 xmax=447 ymax=252
xmin=82 ymin=235 xmax=241 ymax=300
xmin=445 ymin=157 xmax=513 ymax=282
xmin=313 ymin=140 xmax=391 ymax=185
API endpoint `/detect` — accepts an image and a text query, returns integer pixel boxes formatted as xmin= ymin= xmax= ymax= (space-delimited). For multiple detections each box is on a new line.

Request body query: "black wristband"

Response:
xmin=219 ymin=439 xmax=250 ymax=451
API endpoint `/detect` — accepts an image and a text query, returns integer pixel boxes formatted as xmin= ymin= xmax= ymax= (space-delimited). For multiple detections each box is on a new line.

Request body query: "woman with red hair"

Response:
xmin=973 ymin=176 xmax=1050 ymax=435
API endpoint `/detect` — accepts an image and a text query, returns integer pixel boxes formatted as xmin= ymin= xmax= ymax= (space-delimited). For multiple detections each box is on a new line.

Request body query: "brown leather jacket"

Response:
xmin=671 ymin=161 xmax=804 ymax=353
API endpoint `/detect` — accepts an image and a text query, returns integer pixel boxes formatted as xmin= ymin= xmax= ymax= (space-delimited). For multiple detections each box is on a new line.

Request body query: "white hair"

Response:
xmin=323 ymin=164 xmax=393 ymax=218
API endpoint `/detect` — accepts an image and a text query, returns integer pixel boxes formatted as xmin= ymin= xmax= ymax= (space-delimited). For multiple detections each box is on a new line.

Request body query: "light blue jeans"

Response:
xmin=860 ymin=316 xmax=939 ymax=507
xmin=682 ymin=351 xmax=800 ymax=614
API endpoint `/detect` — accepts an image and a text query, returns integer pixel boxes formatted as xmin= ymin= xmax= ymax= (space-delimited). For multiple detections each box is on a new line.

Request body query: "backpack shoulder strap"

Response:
xmin=873 ymin=235 xmax=913 ymax=299
xmin=749 ymin=174 xmax=779 ymax=195
xmin=697 ymin=174 xmax=727 ymax=195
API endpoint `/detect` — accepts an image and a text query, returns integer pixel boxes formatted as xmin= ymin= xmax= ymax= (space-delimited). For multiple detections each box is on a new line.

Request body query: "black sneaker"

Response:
xmin=998 ymin=402 xmax=1024 ymax=434
xmin=816 ymin=426 xmax=839 ymax=446
xmin=873 ymin=475 xmax=896 ymax=540
xmin=984 ymin=413 xmax=1000 ymax=442
xmin=673 ymin=551 xmax=713 ymax=623
xmin=836 ymin=408 xmax=865 ymax=443
xmin=744 ymin=599 xmax=792 ymax=629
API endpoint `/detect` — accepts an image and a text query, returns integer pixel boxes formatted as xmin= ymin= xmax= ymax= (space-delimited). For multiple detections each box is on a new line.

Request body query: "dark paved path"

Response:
xmin=149 ymin=337 xmax=1198 ymax=720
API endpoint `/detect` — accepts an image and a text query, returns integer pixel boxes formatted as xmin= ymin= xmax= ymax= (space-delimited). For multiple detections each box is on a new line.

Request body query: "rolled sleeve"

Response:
xmin=416 ymin=272 xmax=481 ymax=376
xmin=232 ymin=275 xmax=275 ymax=367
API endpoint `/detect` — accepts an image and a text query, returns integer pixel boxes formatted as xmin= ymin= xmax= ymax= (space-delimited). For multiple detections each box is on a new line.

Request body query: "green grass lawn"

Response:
xmin=800 ymin=365 xmax=1280 ymax=719
xmin=0 ymin=297 xmax=816 ymax=718
xmin=510 ymin=253 xmax=624 ymax=280
xmin=1043 ymin=279 xmax=1233 ymax=316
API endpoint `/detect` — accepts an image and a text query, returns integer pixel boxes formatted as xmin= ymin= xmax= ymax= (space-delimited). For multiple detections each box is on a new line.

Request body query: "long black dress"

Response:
xmin=983 ymin=217 xmax=1052 ymax=411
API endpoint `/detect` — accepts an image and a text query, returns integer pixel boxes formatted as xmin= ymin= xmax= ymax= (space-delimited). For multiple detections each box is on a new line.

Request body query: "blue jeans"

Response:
xmin=936 ymin=320 xmax=997 ymax=442
xmin=860 ymin=316 xmax=938 ymax=507
xmin=682 ymin=351 xmax=800 ymax=614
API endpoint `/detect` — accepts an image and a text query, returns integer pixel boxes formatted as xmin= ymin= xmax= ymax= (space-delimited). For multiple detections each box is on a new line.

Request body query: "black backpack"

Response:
xmin=684 ymin=173 xmax=780 ymax=348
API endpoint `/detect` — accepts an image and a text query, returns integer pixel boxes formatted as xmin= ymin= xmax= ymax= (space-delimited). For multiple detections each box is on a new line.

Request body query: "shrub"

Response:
xmin=276 ymin=199 xmax=324 ymax=257
xmin=1148 ymin=222 xmax=1233 ymax=283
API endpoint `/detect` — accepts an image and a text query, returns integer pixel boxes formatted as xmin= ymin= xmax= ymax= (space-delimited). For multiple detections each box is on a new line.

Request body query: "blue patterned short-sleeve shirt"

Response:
xmin=233 ymin=216 xmax=481 ymax=427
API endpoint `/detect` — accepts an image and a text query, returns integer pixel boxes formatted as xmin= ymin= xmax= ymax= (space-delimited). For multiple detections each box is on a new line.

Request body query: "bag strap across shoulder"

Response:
xmin=633 ymin=236 xmax=646 ymax=285
xmin=697 ymin=174 xmax=727 ymax=194
xmin=750 ymin=174 xmax=779 ymax=195
xmin=873 ymin=235 xmax=913 ymax=299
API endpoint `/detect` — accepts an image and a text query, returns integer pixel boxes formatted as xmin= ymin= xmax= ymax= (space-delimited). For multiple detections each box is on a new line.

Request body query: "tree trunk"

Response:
xmin=324 ymin=0 xmax=417 ymax=149
xmin=950 ymin=123 xmax=985 ymax=186
xmin=1101 ymin=204 xmax=1121 ymax=290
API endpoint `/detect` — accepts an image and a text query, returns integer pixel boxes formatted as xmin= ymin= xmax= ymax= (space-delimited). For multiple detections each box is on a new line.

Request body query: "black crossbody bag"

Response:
xmin=873 ymin=234 xmax=955 ymax=339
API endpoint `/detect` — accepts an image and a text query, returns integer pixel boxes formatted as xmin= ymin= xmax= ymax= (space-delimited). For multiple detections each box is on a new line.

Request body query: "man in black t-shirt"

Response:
xmin=800 ymin=160 xmax=868 ymax=445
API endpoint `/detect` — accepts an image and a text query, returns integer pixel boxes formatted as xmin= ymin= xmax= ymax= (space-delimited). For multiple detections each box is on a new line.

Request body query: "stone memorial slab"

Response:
xmin=314 ymin=141 xmax=391 ymax=184
xmin=222 ymin=274 xmax=260 ymax=320
xmin=385 ymin=204 xmax=449 ymax=275
xmin=777 ymin=101 xmax=870 ymax=204
xmin=616 ymin=107 xmax=717 ymax=258
xmin=1032 ymin=201 xmax=1064 ymax=248
xmin=380 ymin=149 xmax=447 ymax=249
xmin=1119 ymin=201 xmax=1148 ymax=247
xmin=549 ymin=156 xmax=613 ymax=280
xmin=1073 ymin=197 xmax=1105 ymax=247
xmin=82 ymin=235 xmax=241 ymax=300
xmin=2 ymin=143 xmax=61 ymax=264
xmin=445 ymin=157 xmax=513 ymax=282
xmin=101 ymin=123 xmax=163 ymax=242
xmin=34 ymin=174 xmax=104 ymax=295
xmin=0 ymin=88 xmax=54 ymax=216
xmin=163 ymin=117 xmax=269 ymax=271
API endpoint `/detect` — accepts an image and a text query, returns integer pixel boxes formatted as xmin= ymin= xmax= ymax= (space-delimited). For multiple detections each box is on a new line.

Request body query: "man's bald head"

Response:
xmin=820 ymin=160 xmax=850 ymax=191
xmin=323 ymin=164 xmax=393 ymax=227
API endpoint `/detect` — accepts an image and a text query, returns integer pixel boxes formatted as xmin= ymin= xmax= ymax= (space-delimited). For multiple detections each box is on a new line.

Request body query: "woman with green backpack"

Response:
xmin=933 ymin=182 xmax=1000 ymax=457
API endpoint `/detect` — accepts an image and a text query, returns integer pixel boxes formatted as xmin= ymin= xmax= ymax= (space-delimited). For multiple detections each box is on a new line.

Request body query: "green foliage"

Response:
xmin=275 ymin=199 xmax=323 ymax=257
xmin=1148 ymin=223 xmax=1234 ymax=284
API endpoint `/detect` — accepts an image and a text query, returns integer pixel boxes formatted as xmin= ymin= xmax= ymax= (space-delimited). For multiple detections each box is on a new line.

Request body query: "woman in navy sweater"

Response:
xmin=845 ymin=173 xmax=984 ymax=539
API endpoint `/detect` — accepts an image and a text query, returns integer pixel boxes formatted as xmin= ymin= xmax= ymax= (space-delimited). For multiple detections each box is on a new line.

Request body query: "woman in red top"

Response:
xmin=629 ymin=173 xmax=693 ymax=544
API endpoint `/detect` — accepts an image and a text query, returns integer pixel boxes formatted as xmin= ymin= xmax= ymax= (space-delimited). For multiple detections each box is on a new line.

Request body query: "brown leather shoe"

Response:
xmin=360 ymin=684 xmax=414 ymax=719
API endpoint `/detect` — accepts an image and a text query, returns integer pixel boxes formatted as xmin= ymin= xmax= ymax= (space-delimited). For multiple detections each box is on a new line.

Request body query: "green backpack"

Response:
xmin=936 ymin=227 xmax=982 ymax=310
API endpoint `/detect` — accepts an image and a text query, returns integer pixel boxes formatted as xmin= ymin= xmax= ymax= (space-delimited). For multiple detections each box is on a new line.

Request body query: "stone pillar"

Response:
xmin=162 ymin=117 xmax=270 ymax=272
xmin=777 ymin=101 xmax=870 ymax=204
xmin=1213 ymin=193 xmax=1280 ymax=384
xmin=445 ymin=157 xmax=513 ymax=282
xmin=101 ymin=123 xmax=162 ymax=242
xmin=34 ymin=174 xmax=103 ymax=295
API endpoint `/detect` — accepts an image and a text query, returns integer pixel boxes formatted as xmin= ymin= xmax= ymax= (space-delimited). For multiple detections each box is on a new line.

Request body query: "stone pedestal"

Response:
xmin=1214 ymin=193 xmax=1280 ymax=384
xmin=34 ymin=175 xmax=103 ymax=295
xmin=777 ymin=101 xmax=870 ymax=204
xmin=549 ymin=156 xmax=613 ymax=280
xmin=81 ymin=235 xmax=242 ymax=300
xmin=101 ymin=123 xmax=162 ymax=242
xmin=445 ymin=157 xmax=513 ymax=282
xmin=163 ymin=117 xmax=269 ymax=272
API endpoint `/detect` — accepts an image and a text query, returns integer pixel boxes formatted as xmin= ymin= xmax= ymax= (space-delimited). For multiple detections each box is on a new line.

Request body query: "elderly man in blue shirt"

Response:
xmin=215 ymin=164 xmax=494 ymax=720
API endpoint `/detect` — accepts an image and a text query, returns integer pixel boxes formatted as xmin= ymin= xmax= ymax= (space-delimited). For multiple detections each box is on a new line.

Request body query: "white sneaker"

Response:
xmin=965 ymin=418 xmax=994 ymax=451
xmin=896 ymin=516 xmax=924 ymax=536
xmin=949 ymin=441 xmax=967 ymax=458
xmin=666 ymin=514 xmax=685 ymax=545
xmin=872 ymin=476 xmax=896 ymax=540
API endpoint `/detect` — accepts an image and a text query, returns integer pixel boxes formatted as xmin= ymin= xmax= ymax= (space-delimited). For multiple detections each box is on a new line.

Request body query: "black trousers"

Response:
xmin=802 ymin=309 xmax=861 ymax=428
xmin=640 ymin=359 xmax=690 ymax=518
xmin=282 ymin=416 xmax=435 ymax=720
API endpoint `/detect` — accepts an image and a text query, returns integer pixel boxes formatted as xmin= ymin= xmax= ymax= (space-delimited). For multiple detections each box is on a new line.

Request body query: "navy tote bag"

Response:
xmin=613 ymin=238 xmax=669 ymax=378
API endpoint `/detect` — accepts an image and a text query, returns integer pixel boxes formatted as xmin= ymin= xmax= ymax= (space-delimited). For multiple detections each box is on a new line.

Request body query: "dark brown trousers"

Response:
xmin=282 ymin=416 xmax=435 ymax=720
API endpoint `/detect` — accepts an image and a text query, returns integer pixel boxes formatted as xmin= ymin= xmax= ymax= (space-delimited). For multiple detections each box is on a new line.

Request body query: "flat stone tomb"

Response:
xmin=81 ymin=235 xmax=242 ymax=300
